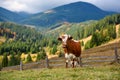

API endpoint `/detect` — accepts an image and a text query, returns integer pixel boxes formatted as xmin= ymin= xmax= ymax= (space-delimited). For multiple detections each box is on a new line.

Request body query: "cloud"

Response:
xmin=0 ymin=0 xmax=25 ymax=11
xmin=88 ymin=0 xmax=120 ymax=12
xmin=0 ymin=0 xmax=120 ymax=13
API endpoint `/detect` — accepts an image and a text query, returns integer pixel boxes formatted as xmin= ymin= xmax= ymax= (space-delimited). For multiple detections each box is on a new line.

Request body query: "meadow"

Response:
xmin=0 ymin=65 xmax=120 ymax=80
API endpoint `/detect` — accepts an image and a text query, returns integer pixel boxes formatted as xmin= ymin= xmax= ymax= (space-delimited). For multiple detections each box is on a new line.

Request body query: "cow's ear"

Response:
xmin=58 ymin=37 xmax=62 ymax=41
xmin=69 ymin=36 xmax=72 ymax=40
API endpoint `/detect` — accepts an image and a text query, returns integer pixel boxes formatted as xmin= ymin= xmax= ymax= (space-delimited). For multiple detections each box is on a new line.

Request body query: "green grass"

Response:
xmin=0 ymin=65 xmax=120 ymax=80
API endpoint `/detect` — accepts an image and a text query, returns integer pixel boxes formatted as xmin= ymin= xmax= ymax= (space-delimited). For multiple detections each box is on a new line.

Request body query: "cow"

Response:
xmin=58 ymin=34 xmax=82 ymax=68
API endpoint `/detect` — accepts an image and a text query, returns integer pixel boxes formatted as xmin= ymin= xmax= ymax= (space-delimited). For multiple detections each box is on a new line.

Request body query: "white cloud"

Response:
xmin=0 ymin=0 xmax=120 ymax=13
xmin=92 ymin=0 xmax=120 ymax=12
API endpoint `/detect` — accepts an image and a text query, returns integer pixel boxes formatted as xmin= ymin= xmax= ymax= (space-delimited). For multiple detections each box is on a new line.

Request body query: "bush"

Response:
xmin=16 ymin=53 xmax=21 ymax=65
xmin=81 ymin=40 xmax=84 ymax=46
xmin=2 ymin=53 xmax=8 ymax=67
xmin=84 ymin=40 xmax=91 ymax=49
xmin=58 ymin=52 xmax=64 ymax=57
xmin=26 ymin=54 xmax=32 ymax=63
xmin=8 ymin=54 xmax=17 ymax=66
xmin=51 ymin=45 xmax=57 ymax=55
xmin=36 ymin=51 xmax=46 ymax=61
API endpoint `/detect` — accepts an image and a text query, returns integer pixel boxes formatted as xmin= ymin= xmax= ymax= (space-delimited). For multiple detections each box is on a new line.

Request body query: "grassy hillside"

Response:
xmin=46 ymin=20 xmax=97 ymax=39
xmin=1 ymin=27 xmax=120 ymax=80
xmin=0 ymin=65 xmax=120 ymax=80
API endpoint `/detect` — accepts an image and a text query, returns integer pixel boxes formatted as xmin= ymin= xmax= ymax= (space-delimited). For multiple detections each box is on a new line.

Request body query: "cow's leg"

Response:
xmin=66 ymin=62 xmax=68 ymax=68
xmin=66 ymin=59 xmax=68 ymax=68
xmin=74 ymin=58 xmax=78 ymax=67
xmin=77 ymin=58 xmax=79 ymax=64
xmin=72 ymin=59 xmax=75 ymax=68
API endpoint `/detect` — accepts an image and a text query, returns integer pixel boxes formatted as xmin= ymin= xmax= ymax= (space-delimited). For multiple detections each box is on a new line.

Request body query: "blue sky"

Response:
xmin=0 ymin=0 xmax=120 ymax=13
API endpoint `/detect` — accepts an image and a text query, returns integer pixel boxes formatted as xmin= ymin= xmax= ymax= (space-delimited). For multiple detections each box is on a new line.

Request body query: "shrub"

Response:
xmin=2 ymin=53 xmax=8 ymax=67
xmin=58 ymin=52 xmax=64 ymax=57
xmin=84 ymin=40 xmax=91 ymax=49
xmin=26 ymin=54 xmax=32 ymax=63
xmin=81 ymin=40 xmax=84 ymax=46
xmin=16 ymin=53 xmax=21 ymax=65
xmin=36 ymin=51 xmax=46 ymax=61
xmin=8 ymin=54 xmax=17 ymax=66
xmin=51 ymin=45 xmax=57 ymax=55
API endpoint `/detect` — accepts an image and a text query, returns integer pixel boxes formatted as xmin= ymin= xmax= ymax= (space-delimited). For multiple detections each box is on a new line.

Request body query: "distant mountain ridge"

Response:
xmin=19 ymin=2 xmax=116 ymax=27
xmin=0 ymin=2 xmax=117 ymax=27
xmin=0 ymin=7 xmax=31 ymax=22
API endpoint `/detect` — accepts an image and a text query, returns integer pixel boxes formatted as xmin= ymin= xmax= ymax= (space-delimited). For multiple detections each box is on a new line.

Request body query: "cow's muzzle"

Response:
xmin=62 ymin=44 xmax=67 ymax=48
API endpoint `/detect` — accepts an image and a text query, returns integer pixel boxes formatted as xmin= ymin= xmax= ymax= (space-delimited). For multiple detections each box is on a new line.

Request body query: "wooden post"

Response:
xmin=114 ymin=47 xmax=119 ymax=63
xmin=20 ymin=61 xmax=23 ymax=71
xmin=0 ymin=64 xmax=2 ymax=71
xmin=79 ymin=57 xmax=82 ymax=67
xmin=46 ymin=56 xmax=49 ymax=68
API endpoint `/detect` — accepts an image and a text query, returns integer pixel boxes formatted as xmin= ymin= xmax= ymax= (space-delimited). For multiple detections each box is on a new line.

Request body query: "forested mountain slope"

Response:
xmin=47 ymin=14 xmax=120 ymax=49
xmin=0 ymin=14 xmax=120 ymax=56
xmin=0 ymin=22 xmax=45 ymax=55
xmin=20 ymin=2 xmax=115 ymax=27
xmin=0 ymin=7 xmax=29 ymax=22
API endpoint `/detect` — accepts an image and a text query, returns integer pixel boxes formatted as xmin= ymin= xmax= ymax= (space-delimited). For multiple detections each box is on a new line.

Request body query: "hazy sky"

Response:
xmin=0 ymin=0 xmax=120 ymax=13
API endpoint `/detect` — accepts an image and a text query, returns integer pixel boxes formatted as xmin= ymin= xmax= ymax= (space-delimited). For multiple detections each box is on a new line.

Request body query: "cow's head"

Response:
xmin=58 ymin=34 xmax=72 ymax=48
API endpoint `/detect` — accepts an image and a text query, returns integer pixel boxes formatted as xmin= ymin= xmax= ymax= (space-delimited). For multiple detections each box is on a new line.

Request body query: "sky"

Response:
xmin=0 ymin=0 xmax=120 ymax=13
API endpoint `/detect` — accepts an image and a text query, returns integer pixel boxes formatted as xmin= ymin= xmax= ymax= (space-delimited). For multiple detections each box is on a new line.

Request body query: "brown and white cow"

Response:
xmin=58 ymin=34 xmax=82 ymax=68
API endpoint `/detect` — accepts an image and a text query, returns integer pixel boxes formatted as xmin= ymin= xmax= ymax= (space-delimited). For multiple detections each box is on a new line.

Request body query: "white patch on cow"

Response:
xmin=65 ymin=53 xmax=76 ymax=59
xmin=62 ymin=34 xmax=68 ymax=45
xmin=66 ymin=59 xmax=69 ymax=63
xmin=73 ymin=39 xmax=79 ymax=42
xmin=74 ymin=61 xmax=78 ymax=66
xmin=65 ymin=53 xmax=80 ymax=67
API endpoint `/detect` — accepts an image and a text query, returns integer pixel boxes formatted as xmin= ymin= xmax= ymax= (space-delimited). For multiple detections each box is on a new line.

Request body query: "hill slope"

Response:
xmin=20 ymin=2 xmax=115 ymax=27
xmin=0 ymin=22 xmax=44 ymax=55
xmin=0 ymin=7 xmax=30 ymax=22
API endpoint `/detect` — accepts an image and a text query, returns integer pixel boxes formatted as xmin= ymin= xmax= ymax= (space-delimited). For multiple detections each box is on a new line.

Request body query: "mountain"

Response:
xmin=20 ymin=2 xmax=116 ymax=27
xmin=0 ymin=7 xmax=30 ymax=22
xmin=17 ymin=12 xmax=32 ymax=18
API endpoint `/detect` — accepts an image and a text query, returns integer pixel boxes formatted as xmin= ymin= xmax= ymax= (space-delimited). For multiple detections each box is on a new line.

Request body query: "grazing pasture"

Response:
xmin=0 ymin=65 xmax=120 ymax=80
xmin=0 ymin=39 xmax=120 ymax=80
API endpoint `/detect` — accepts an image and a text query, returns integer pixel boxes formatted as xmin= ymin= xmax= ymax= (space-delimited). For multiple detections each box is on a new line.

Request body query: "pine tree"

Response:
xmin=16 ymin=53 xmax=21 ymax=65
xmin=2 ymin=53 xmax=8 ymax=67
xmin=26 ymin=54 xmax=32 ymax=63
xmin=81 ymin=40 xmax=84 ymax=46
xmin=52 ymin=45 xmax=57 ymax=55
xmin=41 ymin=49 xmax=46 ymax=59
xmin=90 ymin=32 xmax=101 ymax=47
xmin=36 ymin=48 xmax=46 ymax=61
xmin=84 ymin=40 xmax=91 ymax=49
xmin=8 ymin=54 xmax=17 ymax=66
xmin=36 ymin=53 xmax=41 ymax=61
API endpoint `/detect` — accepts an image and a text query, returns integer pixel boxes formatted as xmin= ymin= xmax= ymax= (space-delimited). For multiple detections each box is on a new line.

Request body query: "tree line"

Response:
xmin=84 ymin=14 xmax=120 ymax=49
xmin=1 ymin=48 xmax=46 ymax=68
xmin=45 ymin=14 xmax=120 ymax=49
